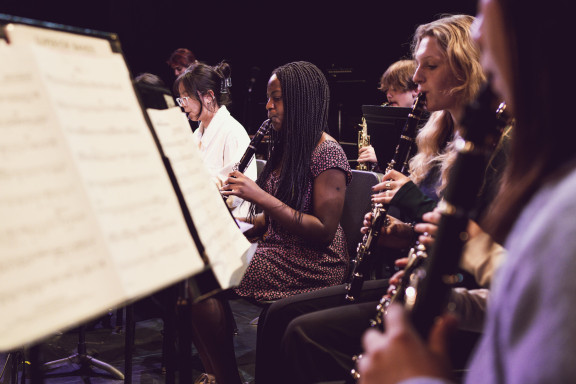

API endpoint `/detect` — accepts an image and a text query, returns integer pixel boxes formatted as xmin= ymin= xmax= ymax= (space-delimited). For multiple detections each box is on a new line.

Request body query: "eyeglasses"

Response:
xmin=176 ymin=97 xmax=190 ymax=107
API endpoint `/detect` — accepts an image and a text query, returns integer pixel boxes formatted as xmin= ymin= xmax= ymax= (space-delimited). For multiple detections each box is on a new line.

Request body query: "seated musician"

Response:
xmin=166 ymin=47 xmax=198 ymax=77
xmin=173 ymin=61 xmax=256 ymax=217
xmin=357 ymin=59 xmax=419 ymax=171
xmin=357 ymin=0 xmax=576 ymax=383
xmin=187 ymin=61 xmax=352 ymax=384
xmin=253 ymin=14 xmax=509 ymax=384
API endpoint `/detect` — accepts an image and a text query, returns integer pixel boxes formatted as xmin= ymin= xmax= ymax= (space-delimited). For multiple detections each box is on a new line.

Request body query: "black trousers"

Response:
xmin=255 ymin=278 xmax=482 ymax=384
xmin=255 ymin=279 xmax=389 ymax=384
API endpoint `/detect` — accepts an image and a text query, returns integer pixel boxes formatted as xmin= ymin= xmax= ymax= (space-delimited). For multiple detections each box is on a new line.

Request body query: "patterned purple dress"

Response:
xmin=235 ymin=140 xmax=352 ymax=302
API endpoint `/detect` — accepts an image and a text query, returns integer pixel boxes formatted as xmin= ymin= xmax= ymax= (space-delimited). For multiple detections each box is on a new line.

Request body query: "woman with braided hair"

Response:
xmin=224 ymin=60 xmax=352 ymax=301
xmin=189 ymin=61 xmax=351 ymax=384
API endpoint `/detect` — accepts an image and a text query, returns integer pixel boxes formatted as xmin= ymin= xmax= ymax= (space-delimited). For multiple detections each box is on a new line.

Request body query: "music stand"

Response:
xmin=361 ymin=105 xmax=415 ymax=167
xmin=42 ymin=324 xmax=125 ymax=380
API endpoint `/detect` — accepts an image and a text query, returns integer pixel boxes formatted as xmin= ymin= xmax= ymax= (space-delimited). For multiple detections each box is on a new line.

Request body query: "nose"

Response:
xmin=266 ymin=98 xmax=274 ymax=111
xmin=412 ymin=67 xmax=423 ymax=85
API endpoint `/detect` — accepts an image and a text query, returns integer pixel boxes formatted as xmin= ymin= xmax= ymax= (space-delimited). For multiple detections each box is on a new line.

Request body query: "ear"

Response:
xmin=202 ymin=90 xmax=215 ymax=104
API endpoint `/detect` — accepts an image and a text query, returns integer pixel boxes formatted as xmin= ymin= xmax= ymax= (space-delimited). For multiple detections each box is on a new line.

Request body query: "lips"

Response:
xmin=418 ymin=92 xmax=428 ymax=110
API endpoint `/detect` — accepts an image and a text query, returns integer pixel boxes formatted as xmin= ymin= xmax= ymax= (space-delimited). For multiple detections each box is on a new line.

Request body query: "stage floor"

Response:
xmin=0 ymin=299 xmax=261 ymax=384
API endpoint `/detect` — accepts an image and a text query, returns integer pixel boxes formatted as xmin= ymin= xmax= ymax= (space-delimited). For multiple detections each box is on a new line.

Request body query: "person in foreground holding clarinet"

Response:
xmin=356 ymin=0 xmax=576 ymax=383
xmin=187 ymin=61 xmax=351 ymax=384
xmin=253 ymin=14 xmax=511 ymax=384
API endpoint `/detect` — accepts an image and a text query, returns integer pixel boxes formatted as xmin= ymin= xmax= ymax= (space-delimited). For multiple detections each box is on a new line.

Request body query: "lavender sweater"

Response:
xmin=402 ymin=161 xmax=576 ymax=384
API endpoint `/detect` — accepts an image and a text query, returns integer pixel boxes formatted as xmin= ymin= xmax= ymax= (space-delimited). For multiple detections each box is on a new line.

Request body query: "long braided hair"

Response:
xmin=248 ymin=61 xmax=329 ymax=223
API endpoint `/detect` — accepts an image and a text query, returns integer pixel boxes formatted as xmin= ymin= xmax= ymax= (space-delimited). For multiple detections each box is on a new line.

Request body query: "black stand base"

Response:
xmin=43 ymin=324 xmax=124 ymax=381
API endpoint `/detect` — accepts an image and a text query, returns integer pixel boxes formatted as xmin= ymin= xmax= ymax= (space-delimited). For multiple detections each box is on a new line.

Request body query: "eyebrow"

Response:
xmin=416 ymin=54 xmax=442 ymax=61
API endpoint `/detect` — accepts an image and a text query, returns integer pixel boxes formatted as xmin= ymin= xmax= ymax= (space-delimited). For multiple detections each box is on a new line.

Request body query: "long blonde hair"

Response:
xmin=408 ymin=14 xmax=485 ymax=195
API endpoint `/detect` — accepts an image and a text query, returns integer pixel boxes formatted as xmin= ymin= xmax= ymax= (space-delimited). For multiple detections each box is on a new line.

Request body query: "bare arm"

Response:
xmin=222 ymin=168 xmax=347 ymax=246
xmin=238 ymin=213 xmax=267 ymax=239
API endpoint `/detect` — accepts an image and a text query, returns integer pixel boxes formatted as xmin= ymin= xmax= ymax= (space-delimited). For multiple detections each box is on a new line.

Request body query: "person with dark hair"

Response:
xmin=356 ymin=0 xmax=576 ymax=383
xmin=174 ymin=61 xmax=256 ymax=216
xmin=166 ymin=48 xmax=198 ymax=77
xmin=357 ymin=59 xmax=420 ymax=170
xmin=224 ymin=61 xmax=352 ymax=300
xmin=166 ymin=47 xmax=198 ymax=77
xmin=134 ymin=72 xmax=168 ymax=88
xmin=251 ymin=14 xmax=508 ymax=384
xmin=187 ymin=61 xmax=352 ymax=384
xmin=133 ymin=72 xmax=176 ymax=109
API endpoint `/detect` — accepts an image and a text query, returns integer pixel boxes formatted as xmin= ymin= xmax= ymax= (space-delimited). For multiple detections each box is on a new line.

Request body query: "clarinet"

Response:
xmin=219 ymin=119 xmax=271 ymax=220
xmin=403 ymin=85 xmax=500 ymax=338
xmin=350 ymin=85 xmax=503 ymax=382
xmin=371 ymin=240 xmax=428 ymax=328
xmin=344 ymin=93 xmax=426 ymax=302
xmin=233 ymin=119 xmax=271 ymax=173
xmin=373 ymin=93 xmax=509 ymax=329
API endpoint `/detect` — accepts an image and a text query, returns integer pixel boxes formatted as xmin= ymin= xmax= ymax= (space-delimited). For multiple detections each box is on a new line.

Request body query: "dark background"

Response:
xmin=0 ymin=0 xmax=477 ymax=140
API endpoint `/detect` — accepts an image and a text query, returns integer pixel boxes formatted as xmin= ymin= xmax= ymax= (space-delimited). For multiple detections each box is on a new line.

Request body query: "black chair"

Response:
xmin=340 ymin=169 xmax=383 ymax=258
xmin=256 ymin=159 xmax=266 ymax=178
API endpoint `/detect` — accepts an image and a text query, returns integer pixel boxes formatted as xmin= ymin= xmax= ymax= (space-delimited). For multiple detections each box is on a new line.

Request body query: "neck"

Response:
xmin=448 ymin=106 xmax=464 ymax=131
xmin=201 ymin=105 xmax=220 ymax=131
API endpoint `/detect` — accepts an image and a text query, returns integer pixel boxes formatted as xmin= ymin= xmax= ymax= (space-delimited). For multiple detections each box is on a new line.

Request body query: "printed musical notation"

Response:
xmin=147 ymin=107 xmax=255 ymax=288
xmin=0 ymin=22 xmax=205 ymax=351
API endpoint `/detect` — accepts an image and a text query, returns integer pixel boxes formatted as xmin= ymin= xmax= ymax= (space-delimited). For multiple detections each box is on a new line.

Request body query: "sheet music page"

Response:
xmin=27 ymin=44 xmax=204 ymax=299
xmin=0 ymin=45 xmax=124 ymax=351
xmin=0 ymin=24 xmax=205 ymax=353
xmin=147 ymin=107 xmax=254 ymax=288
xmin=4 ymin=23 xmax=114 ymax=55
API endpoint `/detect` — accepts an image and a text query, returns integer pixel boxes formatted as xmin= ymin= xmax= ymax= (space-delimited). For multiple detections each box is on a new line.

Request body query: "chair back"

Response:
xmin=341 ymin=170 xmax=383 ymax=258
xmin=256 ymin=159 xmax=266 ymax=179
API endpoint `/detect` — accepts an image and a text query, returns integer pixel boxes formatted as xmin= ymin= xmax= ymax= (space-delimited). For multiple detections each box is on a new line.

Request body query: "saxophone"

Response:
xmin=356 ymin=117 xmax=370 ymax=170
xmin=344 ymin=93 xmax=426 ymax=302
xmin=356 ymin=103 xmax=390 ymax=171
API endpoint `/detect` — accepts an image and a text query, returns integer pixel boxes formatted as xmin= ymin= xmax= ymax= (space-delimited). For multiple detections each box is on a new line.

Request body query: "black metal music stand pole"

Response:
xmin=162 ymin=282 xmax=180 ymax=384
xmin=29 ymin=344 xmax=43 ymax=384
xmin=43 ymin=324 xmax=124 ymax=380
xmin=0 ymin=349 xmax=26 ymax=384
xmin=124 ymin=304 xmax=134 ymax=384
xmin=177 ymin=280 xmax=194 ymax=384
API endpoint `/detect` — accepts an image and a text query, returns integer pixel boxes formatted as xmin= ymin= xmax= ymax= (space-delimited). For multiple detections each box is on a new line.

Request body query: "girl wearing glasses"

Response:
xmin=174 ymin=61 xmax=256 ymax=216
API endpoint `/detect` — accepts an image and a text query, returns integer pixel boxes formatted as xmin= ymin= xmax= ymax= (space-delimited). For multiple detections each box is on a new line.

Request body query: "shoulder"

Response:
xmin=311 ymin=137 xmax=352 ymax=184
xmin=219 ymin=107 xmax=250 ymax=139
xmin=506 ymin=161 xmax=576 ymax=275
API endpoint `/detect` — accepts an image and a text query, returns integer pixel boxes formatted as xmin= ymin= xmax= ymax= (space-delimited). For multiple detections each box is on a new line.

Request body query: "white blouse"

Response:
xmin=193 ymin=106 xmax=257 ymax=217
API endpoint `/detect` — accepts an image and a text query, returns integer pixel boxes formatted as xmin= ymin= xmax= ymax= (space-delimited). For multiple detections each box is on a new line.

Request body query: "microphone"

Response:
xmin=247 ymin=66 xmax=260 ymax=93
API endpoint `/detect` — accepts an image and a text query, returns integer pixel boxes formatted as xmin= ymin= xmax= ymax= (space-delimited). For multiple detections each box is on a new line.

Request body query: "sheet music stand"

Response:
xmin=0 ymin=13 xmax=127 ymax=383
xmin=42 ymin=324 xmax=125 ymax=380
xmin=361 ymin=105 xmax=414 ymax=167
